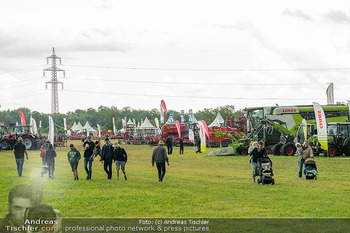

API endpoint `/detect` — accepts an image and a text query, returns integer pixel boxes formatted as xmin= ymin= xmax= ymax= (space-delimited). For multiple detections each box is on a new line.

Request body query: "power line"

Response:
xmin=0 ymin=65 xmax=45 ymax=76
xmin=64 ymin=64 xmax=350 ymax=72
xmin=64 ymin=89 xmax=327 ymax=101
xmin=0 ymin=90 xmax=47 ymax=101
xmin=69 ymin=77 xmax=329 ymax=86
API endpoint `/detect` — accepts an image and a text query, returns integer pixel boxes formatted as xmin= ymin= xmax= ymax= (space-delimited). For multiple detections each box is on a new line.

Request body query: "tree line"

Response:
xmin=0 ymin=105 xmax=243 ymax=134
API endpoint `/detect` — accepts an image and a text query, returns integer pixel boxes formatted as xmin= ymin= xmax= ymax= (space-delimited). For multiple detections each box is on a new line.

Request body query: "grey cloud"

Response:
xmin=324 ymin=10 xmax=350 ymax=24
xmin=283 ymin=9 xmax=312 ymax=21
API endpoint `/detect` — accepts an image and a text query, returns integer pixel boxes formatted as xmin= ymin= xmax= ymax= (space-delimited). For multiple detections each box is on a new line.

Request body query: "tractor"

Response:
xmin=294 ymin=122 xmax=350 ymax=157
xmin=0 ymin=123 xmax=40 ymax=150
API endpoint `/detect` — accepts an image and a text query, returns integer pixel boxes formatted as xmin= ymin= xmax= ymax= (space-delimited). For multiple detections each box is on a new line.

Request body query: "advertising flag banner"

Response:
xmin=302 ymin=119 xmax=307 ymax=141
xmin=201 ymin=120 xmax=210 ymax=140
xmin=180 ymin=110 xmax=185 ymax=124
xmin=63 ymin=118 xmax=67 ymax=131
xmin=313 ymin=102 xmax=328 ymax=152
xmin=161 ymin=100 xmax=168 ymax=117
xmin=160 ymin=104 xmax=164 ymax=124
xmin=19 ymin=110 xmax=27 ymax=125
xmin=188 ymin=109 xmax=193 ymax=124
xmin=155 ymin=118 xmax=161 ymax=135
xmin=112 ymin=117 xmax=116 ymax=134
xmin=175 ymin=120 xmax=181 ymax=138
xmin=48 ymin=116 xmax=54 ymax=148
xmin=97 ymin=124 xmax=101 ymax=138
xmin=188 ymin=129 xmax=194 ymax=142
xmin=326 ymin=83 xmax=334 ymax=105
xmin=31 ymin=118 xmax=38 ymax=135
xmin=197 ymin=121 xmax=206 ymax=152
xmin=39 ymin=121 xmax=42 ymax=128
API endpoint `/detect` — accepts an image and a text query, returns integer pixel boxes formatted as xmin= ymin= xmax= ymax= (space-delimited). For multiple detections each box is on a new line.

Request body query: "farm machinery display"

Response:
xmin=207 ymin=130 xmax=254 ymax=156
xmin=294 ymin=122 xmax=350 ymax=157
xmin=0 ymin=123 xmax=42 ymax=150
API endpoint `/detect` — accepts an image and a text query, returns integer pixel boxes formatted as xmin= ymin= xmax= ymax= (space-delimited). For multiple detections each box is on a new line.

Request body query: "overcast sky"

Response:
xmin=1 ymin=0 xmax=350 ymax=114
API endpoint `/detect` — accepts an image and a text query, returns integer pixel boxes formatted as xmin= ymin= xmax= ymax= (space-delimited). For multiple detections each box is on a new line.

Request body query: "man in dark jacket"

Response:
xmin=13 ymin=137 xmax=28 ymax=177
xmin=166 ymin=136 xmax=173 ymax=155
xmin=179 ymin=138 xmax=184 ymax=154
xmin=83 ymin=136 xmax=96 ymax=180
xmin=152 ymin=141 xmax=169 ymax=182
xmin=195 ymin=137 xmax=201 ymax=154
xmin=249 ymin=141 xmax=268 ymax=183
xmin=114 ymin=143 xmax=128 ymax=180
xmin=100 ymin=137 xmax=114 ymax=179
xmin=45 ymin=143 xmax=57 ymax=179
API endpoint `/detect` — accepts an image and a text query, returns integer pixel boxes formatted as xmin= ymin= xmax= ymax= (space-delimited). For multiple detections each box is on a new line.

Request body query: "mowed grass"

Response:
xmin=0 ymin=140 xmax=349 ymax=218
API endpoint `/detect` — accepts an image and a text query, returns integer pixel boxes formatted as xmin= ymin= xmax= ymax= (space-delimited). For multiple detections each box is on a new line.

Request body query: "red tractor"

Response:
xmin=0 ymin=123 xmax=40 ymax=150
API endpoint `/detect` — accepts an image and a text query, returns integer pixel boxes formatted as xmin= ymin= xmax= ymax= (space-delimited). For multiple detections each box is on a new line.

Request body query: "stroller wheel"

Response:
xmin=315 ymin=176 xmax=317 ymax=180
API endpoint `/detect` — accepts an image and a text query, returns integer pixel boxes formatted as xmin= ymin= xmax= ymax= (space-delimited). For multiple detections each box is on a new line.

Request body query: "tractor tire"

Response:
xmin=239 ymin=147 xmax=248 ymax=155
xmin=281 ymin=143 xmax=296 ymax=156
xmin=271 ymin=143 xmax=283 ymax=156
xmin=327 ymin=144 xmax=337 ymax=157
xmin=345 ymin=143 xmax=350 ymax=156
xmin=0 ymin=139 xmax=11 ymax=150
xmin=22 ymin=136 xmax=35 ymax=150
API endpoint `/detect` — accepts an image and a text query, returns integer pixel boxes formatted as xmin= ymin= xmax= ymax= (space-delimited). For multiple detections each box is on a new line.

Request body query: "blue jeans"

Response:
xmin=15 ymin=158 xmax=24 ymax=177
xmin=251 ymin=162 xmax=261 ymax=182
xmin=298 ymin=158 xmax=305 ymax=178
xmin=84 ymin=157 xmax=94 ymax=179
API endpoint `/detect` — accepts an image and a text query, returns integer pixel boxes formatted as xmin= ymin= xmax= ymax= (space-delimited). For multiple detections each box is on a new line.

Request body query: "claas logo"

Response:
xmin=282 ymin=109 xmax=297 ymax=113
xmin=318 ymin=110 xmax=323 ymax=129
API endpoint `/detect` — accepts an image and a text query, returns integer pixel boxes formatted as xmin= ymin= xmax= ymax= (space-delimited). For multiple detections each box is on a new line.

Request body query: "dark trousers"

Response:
xmin=156 ymin=163 xmax=166 ymax=181
xmin=48 ymin=160 xmax=55 ymax=177
xmin=196 ymin=145 xmax=201 ymax=153
xmin=84 ymin=157 xmax=93 ymax=179
xmin=104 ymin=161 xmax=112 ymax=179
xmin=180 ymin=146 xmax=184 ymax=154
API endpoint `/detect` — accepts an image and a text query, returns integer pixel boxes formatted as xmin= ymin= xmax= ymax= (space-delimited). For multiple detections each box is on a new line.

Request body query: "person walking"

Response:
xmin=152 ymin=141 xmax=169 ymax=182
xmin=195 ymin=137 xmax=201 ymax=153
xmin=83 ymin=136 xmax=96 ymax=180
xmin=166 ymin=136 xmax=173 ymax=155
xmin=179 ymin=138 xmax=184 ymax=154
xmin=100 ymin=137 xmax=114 ymax=179
xmin=298 ymin=140 xmax=313 ymax=179
xmin=13 ymin=137 xmax=28 ymax=177
xmin=94 ymin=138 xmax=101 ymax=158
xmin=44 ymin=143 xmax=57 ymax=179
xmin=249 ymin=141 xmax=268 ymax=183
xmin=39 ymin=140 xmax=50 ymax=165
xmin=67 ymin=144 xmax=81 ymax=180
xmin=113 ymin=143 xmax=128 ymax=180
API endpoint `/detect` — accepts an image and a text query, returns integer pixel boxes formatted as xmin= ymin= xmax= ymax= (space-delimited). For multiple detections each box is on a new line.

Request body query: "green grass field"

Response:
xmin=1 ymin=141 xmax=349 ymax=218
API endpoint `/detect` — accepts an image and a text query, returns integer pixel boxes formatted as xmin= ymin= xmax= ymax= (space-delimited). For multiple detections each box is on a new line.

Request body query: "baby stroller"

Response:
xmin=257 ymin=157 xmax=275 ymax=185
xmin=304 ymin=157 xmax=318 ymax=180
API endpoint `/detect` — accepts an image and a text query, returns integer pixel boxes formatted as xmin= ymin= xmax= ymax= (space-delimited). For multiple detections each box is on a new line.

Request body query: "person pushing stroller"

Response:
xmin=249 ymin=141 xmax=268 ymax=183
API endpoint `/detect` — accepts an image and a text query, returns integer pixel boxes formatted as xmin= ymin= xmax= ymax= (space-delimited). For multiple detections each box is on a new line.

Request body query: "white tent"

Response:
xmin=71 ymin=122 xmax=77 ymax=131
xmin=83 ymin=121 xmax=97 ymax=136
xmin=74 ymin=122 xmax=84 ymax=133
xmin=141 ymin=117 xmax=156 ymax=129
xmin=127 ymin=119 xmax=134 ymax=125
xmin=209 ymin=112 xmax=225 ymax=127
